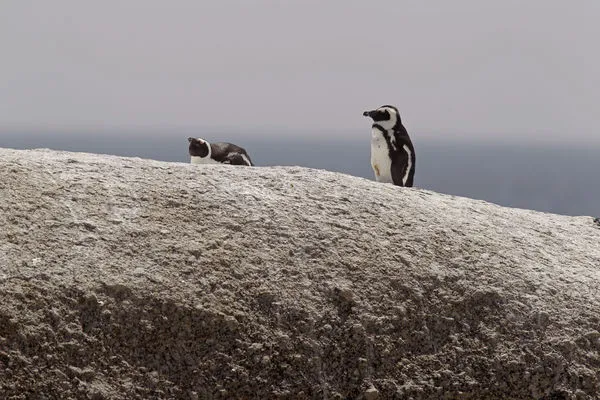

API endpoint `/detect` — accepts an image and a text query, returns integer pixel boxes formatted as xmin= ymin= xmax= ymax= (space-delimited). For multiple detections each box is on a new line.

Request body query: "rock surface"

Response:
xmin=1 ymin=148 xmax=599 ymax=399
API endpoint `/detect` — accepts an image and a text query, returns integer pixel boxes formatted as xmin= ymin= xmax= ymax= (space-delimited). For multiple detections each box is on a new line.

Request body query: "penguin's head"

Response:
xmin=188 ymin=137 xmax=211 ymax=158
xmin=363 ymin=105 xmax=400 ymax=130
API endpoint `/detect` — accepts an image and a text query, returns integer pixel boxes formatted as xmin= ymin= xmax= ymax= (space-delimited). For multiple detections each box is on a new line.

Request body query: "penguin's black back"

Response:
xmin=210 ymin=142 xmax=253 ymax=166
xmin=391 ymin=121 xmax=416 ymax=187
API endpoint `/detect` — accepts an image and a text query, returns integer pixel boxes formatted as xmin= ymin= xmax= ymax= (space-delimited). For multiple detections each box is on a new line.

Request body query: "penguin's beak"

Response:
xmin=363 ymin=110 xmax=376 ymax=119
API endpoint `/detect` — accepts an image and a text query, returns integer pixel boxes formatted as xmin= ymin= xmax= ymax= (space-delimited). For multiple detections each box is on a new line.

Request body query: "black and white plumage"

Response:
xmin=363 ymin=105 xmax=415 ymax=187
xmin=188 ymin=137 xmax=253 ymax=166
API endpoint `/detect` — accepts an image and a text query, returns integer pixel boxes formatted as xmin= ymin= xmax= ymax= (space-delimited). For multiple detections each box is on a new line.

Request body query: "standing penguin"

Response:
xmin=363 ymin=105 xmax=415 ymax=187
xmin=188 ymin=137 xmax=253 ymax=166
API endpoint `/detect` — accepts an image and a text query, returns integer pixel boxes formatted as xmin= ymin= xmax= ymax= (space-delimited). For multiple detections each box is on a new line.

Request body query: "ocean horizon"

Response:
xmin=2 ymin=131 xmax=599 ymax=218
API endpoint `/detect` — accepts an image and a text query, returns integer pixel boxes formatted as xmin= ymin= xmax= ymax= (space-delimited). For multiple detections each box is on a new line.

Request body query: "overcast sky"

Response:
xmin=1 ymin=1 xmax=599 ymax=143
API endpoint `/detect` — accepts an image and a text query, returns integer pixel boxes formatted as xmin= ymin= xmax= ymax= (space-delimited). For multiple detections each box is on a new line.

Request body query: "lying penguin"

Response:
xmin=188 ymin=137 xmax=253 ymax=166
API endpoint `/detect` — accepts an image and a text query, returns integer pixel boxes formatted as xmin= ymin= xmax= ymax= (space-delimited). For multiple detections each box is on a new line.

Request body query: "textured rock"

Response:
xmin=1 ymin=148 xmax=599 ymax=399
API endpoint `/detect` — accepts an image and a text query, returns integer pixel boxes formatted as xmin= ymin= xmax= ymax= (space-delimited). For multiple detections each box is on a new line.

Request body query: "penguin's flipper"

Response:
xmin=391 ymin=150 xmax=409 ymax=187
xmin=225 ymin=153 xmax=252 ymax=166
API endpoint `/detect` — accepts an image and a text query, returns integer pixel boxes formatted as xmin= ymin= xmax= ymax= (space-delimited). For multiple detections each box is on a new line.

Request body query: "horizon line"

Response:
xmin=1 ymin=125 xmax=599 ymax=149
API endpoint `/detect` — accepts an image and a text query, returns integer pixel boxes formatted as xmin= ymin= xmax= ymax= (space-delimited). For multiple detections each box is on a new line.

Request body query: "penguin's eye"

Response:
xmin=381 ymin=110 xmax=389 ymax=119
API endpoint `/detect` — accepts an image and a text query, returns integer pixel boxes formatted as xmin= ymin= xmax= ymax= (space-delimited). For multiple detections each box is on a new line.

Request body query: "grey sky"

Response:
xmin=1 ymin=1 xmax=599 ymax=143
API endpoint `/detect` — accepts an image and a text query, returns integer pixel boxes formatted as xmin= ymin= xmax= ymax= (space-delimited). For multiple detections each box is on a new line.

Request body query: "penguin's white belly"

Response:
xmin=190 ymin=156 xmax=221 ymax=165
xmin=371 ymin=129 xmax=393 ymax=183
